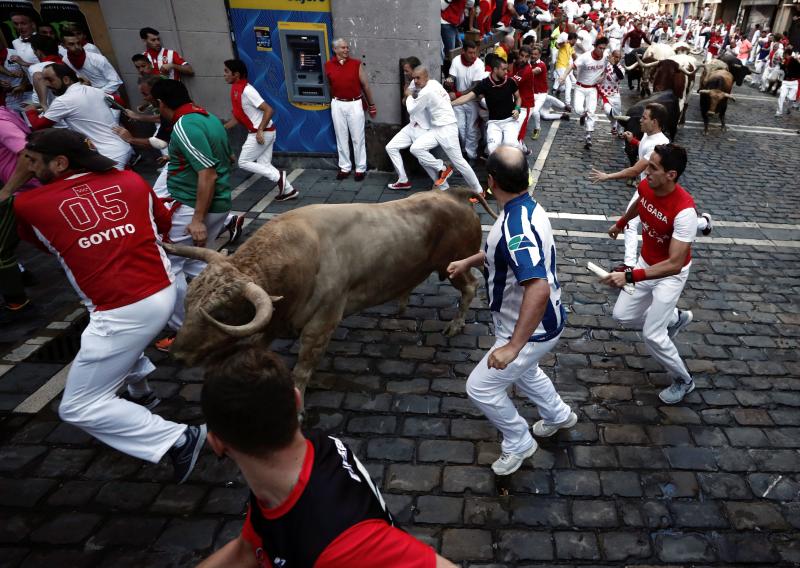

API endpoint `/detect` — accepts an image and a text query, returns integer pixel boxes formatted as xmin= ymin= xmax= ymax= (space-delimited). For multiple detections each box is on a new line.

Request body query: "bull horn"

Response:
xmin=162 ymin=242 xmax=225 ymax=264
xmin=614 ymin=115 xmax=630 ymax=122
xmin=679 ymin=67 xmax=694 ymax=76
xmin=690 ymin=48 xmax=703 ymax=55
xmin=724 ymin=93 xmax=736 ymax=101
xmin=624 ymin=61 xmax=640 ymax=71
xmin=200 ymin=282 xmax=279 ymax=337
xmin=635 ymin=55 xmax=659 ymax=68
xmin=697 ymin=89 xmax=710 ymax=94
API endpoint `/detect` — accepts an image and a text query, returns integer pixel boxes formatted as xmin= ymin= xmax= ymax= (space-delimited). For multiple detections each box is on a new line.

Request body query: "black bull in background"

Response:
xmin=623 ymin=47 xmax=647 ymax=91
xmin=615 ymin=90 xmax=680 ymax=167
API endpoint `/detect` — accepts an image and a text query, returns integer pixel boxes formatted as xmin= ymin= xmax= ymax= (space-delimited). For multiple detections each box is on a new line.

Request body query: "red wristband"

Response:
xmin=629 ymin=136 xmax=640 ymax=146
xmin=615 ymin=218 xmax=627 ymax=230
xmin=632 ymin=268 xmax=646 ymax=283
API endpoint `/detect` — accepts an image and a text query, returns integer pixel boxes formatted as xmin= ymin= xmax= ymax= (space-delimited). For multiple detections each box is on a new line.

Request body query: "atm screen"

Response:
xmin=298 ymin=51 xmax=321 ymax=72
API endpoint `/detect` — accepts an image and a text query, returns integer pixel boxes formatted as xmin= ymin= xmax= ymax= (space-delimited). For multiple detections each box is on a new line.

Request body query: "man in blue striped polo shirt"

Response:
xmin=448 ymin=145 xmax=577 ymax=476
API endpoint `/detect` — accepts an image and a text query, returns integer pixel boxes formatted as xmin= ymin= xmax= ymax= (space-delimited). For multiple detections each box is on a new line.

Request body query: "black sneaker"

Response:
xmin=229 ymin=214 xmax=245 ymax=243
xmin=0 ymin=299 xmax=35 ymax=324
xmin=169 ymin=424 xmax=207 ymax=484
xmin=275 ymin=188 xmax=299 ymax=202
xmin=579 ymin=114 xmax=586 ymax=126
xmin=120 ymin=390 xmax=161 ymax=410
xmin=584 ymin=136 xmax=592 ymax=149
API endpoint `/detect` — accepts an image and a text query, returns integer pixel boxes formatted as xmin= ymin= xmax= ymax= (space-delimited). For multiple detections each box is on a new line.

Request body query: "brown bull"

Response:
xmin=164 ymin=190 xmax=483 ymax=398
xmin=698 ymin=68 xmax=735 ymax=134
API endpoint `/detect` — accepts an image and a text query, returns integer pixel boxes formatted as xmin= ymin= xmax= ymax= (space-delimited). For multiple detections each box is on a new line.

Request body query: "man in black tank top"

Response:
xmin=196 ymin=346 xmax=456 ymax=568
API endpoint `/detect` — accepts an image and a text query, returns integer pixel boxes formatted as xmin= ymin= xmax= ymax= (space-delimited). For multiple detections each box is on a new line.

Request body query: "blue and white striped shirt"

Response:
xmin=484 ymin=192 xmax=564 ymax=342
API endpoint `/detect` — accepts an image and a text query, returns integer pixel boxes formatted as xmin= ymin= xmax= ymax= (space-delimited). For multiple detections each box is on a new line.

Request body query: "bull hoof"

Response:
xmin=444 ymin=318 xmax=465 ymax=337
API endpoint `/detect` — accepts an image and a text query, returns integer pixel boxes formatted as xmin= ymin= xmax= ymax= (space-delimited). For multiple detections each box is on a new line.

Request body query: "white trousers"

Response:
xmin=467 ymin=335 xmax=572 ymax=454
xmin=410 ymin=122 xmax=483 ymax=193
xmin=612 ymin=260 xmax=692 ymax=382
xmin=530 ymin=92 xmax=547 ymax=130
xmin=59 ymin=284 xmax=186 ymax=463
xmin=237 ymin=131 xmax=293 ymax=192
xmin=609 ymin=38 xmax=621 ymax=53
xmin=540 ymin=95 xmax=568 ymax=120
xmin=777 ymin=79 xmax=798 ymax=115
xmin=167 ymin=203 xmax=229 ymax=330
xmin=486 ymin=117 xmax=522 ymax=155
xmin=454 ymin=102 xmax=481 ymax=160
xmin=603 ymin=92 xmax=622 ymax=130
xmin=385 ymin=123 xmax=438 ymax=183
xmin=573 ymin=84 xmax=598 ymax=133
xmin=331 ymin=98 xmax=366 ymax=173
xmin=554 ymin=68 xmax=573 ymax=103
xmin=152 ymin=166 xmax=169 ymax=198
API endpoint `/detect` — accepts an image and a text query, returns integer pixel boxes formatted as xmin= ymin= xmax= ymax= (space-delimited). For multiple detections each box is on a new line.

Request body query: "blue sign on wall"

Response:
xmin=228 ymin=2 xmax=335 ymax=154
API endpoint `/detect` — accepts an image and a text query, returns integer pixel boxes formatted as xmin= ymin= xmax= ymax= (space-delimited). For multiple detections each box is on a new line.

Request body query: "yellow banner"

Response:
xmin=229 ymin=0 xmax=331 ymax=11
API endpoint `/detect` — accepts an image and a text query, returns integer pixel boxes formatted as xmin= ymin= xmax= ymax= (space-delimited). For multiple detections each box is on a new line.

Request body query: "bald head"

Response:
xmin=486 ymin=145 xmax=529 ymax=194
xmin=503 ymin=34 xmax=515 ymax=48
xmin=411 ymin=65 xmax=430 ymax=89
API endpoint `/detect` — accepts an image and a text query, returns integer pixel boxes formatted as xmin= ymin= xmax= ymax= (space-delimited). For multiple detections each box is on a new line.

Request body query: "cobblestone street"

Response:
xmin=1 ymin=82 xmax=799 ymax=567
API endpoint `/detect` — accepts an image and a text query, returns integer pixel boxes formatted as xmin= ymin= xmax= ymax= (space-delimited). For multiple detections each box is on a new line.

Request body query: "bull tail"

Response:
xmin=475 ymin=193 xmax=499 ymax=220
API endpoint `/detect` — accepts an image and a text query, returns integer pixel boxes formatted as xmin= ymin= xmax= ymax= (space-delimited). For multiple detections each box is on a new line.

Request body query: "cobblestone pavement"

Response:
xmin=1 ymin=80 xmax=799 ymax=567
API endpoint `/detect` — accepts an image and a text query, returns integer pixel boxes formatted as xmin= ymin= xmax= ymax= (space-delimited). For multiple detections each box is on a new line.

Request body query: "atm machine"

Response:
xmin=227 ymin=1 xmax=335 ymax=154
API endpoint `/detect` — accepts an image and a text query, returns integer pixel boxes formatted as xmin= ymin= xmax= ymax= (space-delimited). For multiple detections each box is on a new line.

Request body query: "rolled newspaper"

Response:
xmin=587 ymin=262 xmax=634 ymax=295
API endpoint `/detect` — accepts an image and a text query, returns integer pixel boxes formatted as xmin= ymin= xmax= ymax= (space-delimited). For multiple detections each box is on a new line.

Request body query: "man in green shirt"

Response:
xmin=150 ymin=79 xmax=233 ymax=350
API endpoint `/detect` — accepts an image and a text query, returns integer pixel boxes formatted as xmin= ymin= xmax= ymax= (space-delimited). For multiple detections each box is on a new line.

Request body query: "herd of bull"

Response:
xmin=621 ymin=43 xmax=751 ymax=163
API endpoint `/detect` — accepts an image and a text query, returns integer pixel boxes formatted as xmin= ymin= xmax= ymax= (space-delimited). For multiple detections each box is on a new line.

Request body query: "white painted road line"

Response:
xmin=230 ymin=173 xmax=261 ymax=199
xmin=14 ymin=363 xmax=70 ymax=414
xmin=529 ymin=121 xmax=560 ymax=191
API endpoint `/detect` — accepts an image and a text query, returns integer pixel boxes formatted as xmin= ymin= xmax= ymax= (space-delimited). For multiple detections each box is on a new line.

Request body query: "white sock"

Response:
xmin=173 ymin=431 xmax=188 ymax=448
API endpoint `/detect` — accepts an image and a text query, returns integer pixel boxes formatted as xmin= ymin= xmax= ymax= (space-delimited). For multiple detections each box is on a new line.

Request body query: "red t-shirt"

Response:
xmin=14 ymin=169 xmax=173 ymax=312
xmin=441 ymin=0 xmax=468 ymax=26
xmin=145 ymin=48 xmax=187 ymax=80
xmin=241 ymin=440 xmax=436 ymax=568
xmin=324 ymin=58 xmax=362 ymax=100
xmin=636 ymin=179 xmax=695 ymax=267
xmin=512 ymin=63 xmax=535 ymax=106
xmin=532 ymin=61 xmax=548 ymax=93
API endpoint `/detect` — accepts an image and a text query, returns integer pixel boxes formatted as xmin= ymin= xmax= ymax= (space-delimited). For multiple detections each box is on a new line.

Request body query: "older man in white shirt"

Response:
xmin=408 ymin=66 xmax=483 ymax=195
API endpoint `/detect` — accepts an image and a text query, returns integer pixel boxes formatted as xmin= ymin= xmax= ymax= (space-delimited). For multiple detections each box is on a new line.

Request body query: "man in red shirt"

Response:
xmin=512 ymin=45 xmax=535 ymax=152
xmin=527 ymin=45 xmax=549 ymax=140
xmin=197 ymin=345 xmax=457 ymax=568
xmin=601 ymin=143 xmax=698 ymax=405
xmin=139 ymin=26 xmax=194 ymax=81
xmin=12 ymin=128 xmax=205 ymax=483
xmin=324 ymin=38 xmax=376 ymax=181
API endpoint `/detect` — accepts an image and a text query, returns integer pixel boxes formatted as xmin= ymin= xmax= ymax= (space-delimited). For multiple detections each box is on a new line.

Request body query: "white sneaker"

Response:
xmin=668 ymin=310 xmax=693 ymax=339
xmin=659 ymin=379 xmax=695 ymax=404
xmin=491 ymin=441 xmax=538 ymax=476
xmin=532 ymin=411 xmax=578 ymax=438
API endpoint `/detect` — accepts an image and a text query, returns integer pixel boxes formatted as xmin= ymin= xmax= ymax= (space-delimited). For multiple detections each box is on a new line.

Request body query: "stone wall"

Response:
xmin=331 ymin=0 xmax=442 ymax=170
xmin=98 ymin=0 xmax=235 ymax=117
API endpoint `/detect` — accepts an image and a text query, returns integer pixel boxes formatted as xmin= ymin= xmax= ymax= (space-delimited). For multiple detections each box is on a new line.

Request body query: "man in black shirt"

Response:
xmin=452 ymin=57 xmax=522 ymax=156
xmin=776 ymin=47 xmax=800 ymax=117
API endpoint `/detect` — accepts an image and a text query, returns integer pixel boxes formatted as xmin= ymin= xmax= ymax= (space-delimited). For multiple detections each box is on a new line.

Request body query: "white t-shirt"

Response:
xmin=574 ymin=51 xmax=607 ymax=85
xmin=28 ymin=61 xmax=56 ymax=106
xmin=43 ymin=83 xmax=132 ymax=168
xmin=406 ymin=93 xmax=432 ymax=130
xmin=576 ymin=29 xmax=593 ymax=54
xmin=562 ymin=0 xmax=579 ymax=21
xmin=415 ymin=79 xmax=456 ymax=127
xmin=11 ymin=37 xmax=39 ymax=81
xmin=240 ymin=83 xmax=273 ymax=130
xmin=65 ymin=52 xmax=123 ymax=95
xmin=653 ymin=28 xmax=672 ymax=43
xmin=449 ymin=55 xmax=488 ymax=93
xmin=638 ymin=131 xmax=670 ymax=180
xmin=606 ymin=21 xmax=623 ymax=40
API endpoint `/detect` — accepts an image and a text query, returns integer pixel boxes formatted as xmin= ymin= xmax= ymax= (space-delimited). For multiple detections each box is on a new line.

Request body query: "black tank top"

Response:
xmin=247 ymin=431 xmax=393 ymax=568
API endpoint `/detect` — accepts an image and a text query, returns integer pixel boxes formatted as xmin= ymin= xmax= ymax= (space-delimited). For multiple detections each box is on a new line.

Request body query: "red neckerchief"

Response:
xmin=230 ymin=79 xmax=257 ymax=133
xmin=67 ymin=49 xmax=86 ymax=69
xmin=591 ymin=50 xmax=603 ymax=61
xmin=172 ymin=102 xmax=209 ymax=124
xmin=40 ymin=55 xmax=63 ymax=64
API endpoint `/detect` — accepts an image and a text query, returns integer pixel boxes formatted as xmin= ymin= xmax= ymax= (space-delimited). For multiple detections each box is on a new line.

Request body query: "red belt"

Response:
xmin=576 ymin=82 xmax=599 ymax=88
xmin=334 ymin=96 xmax=362 ymax=102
